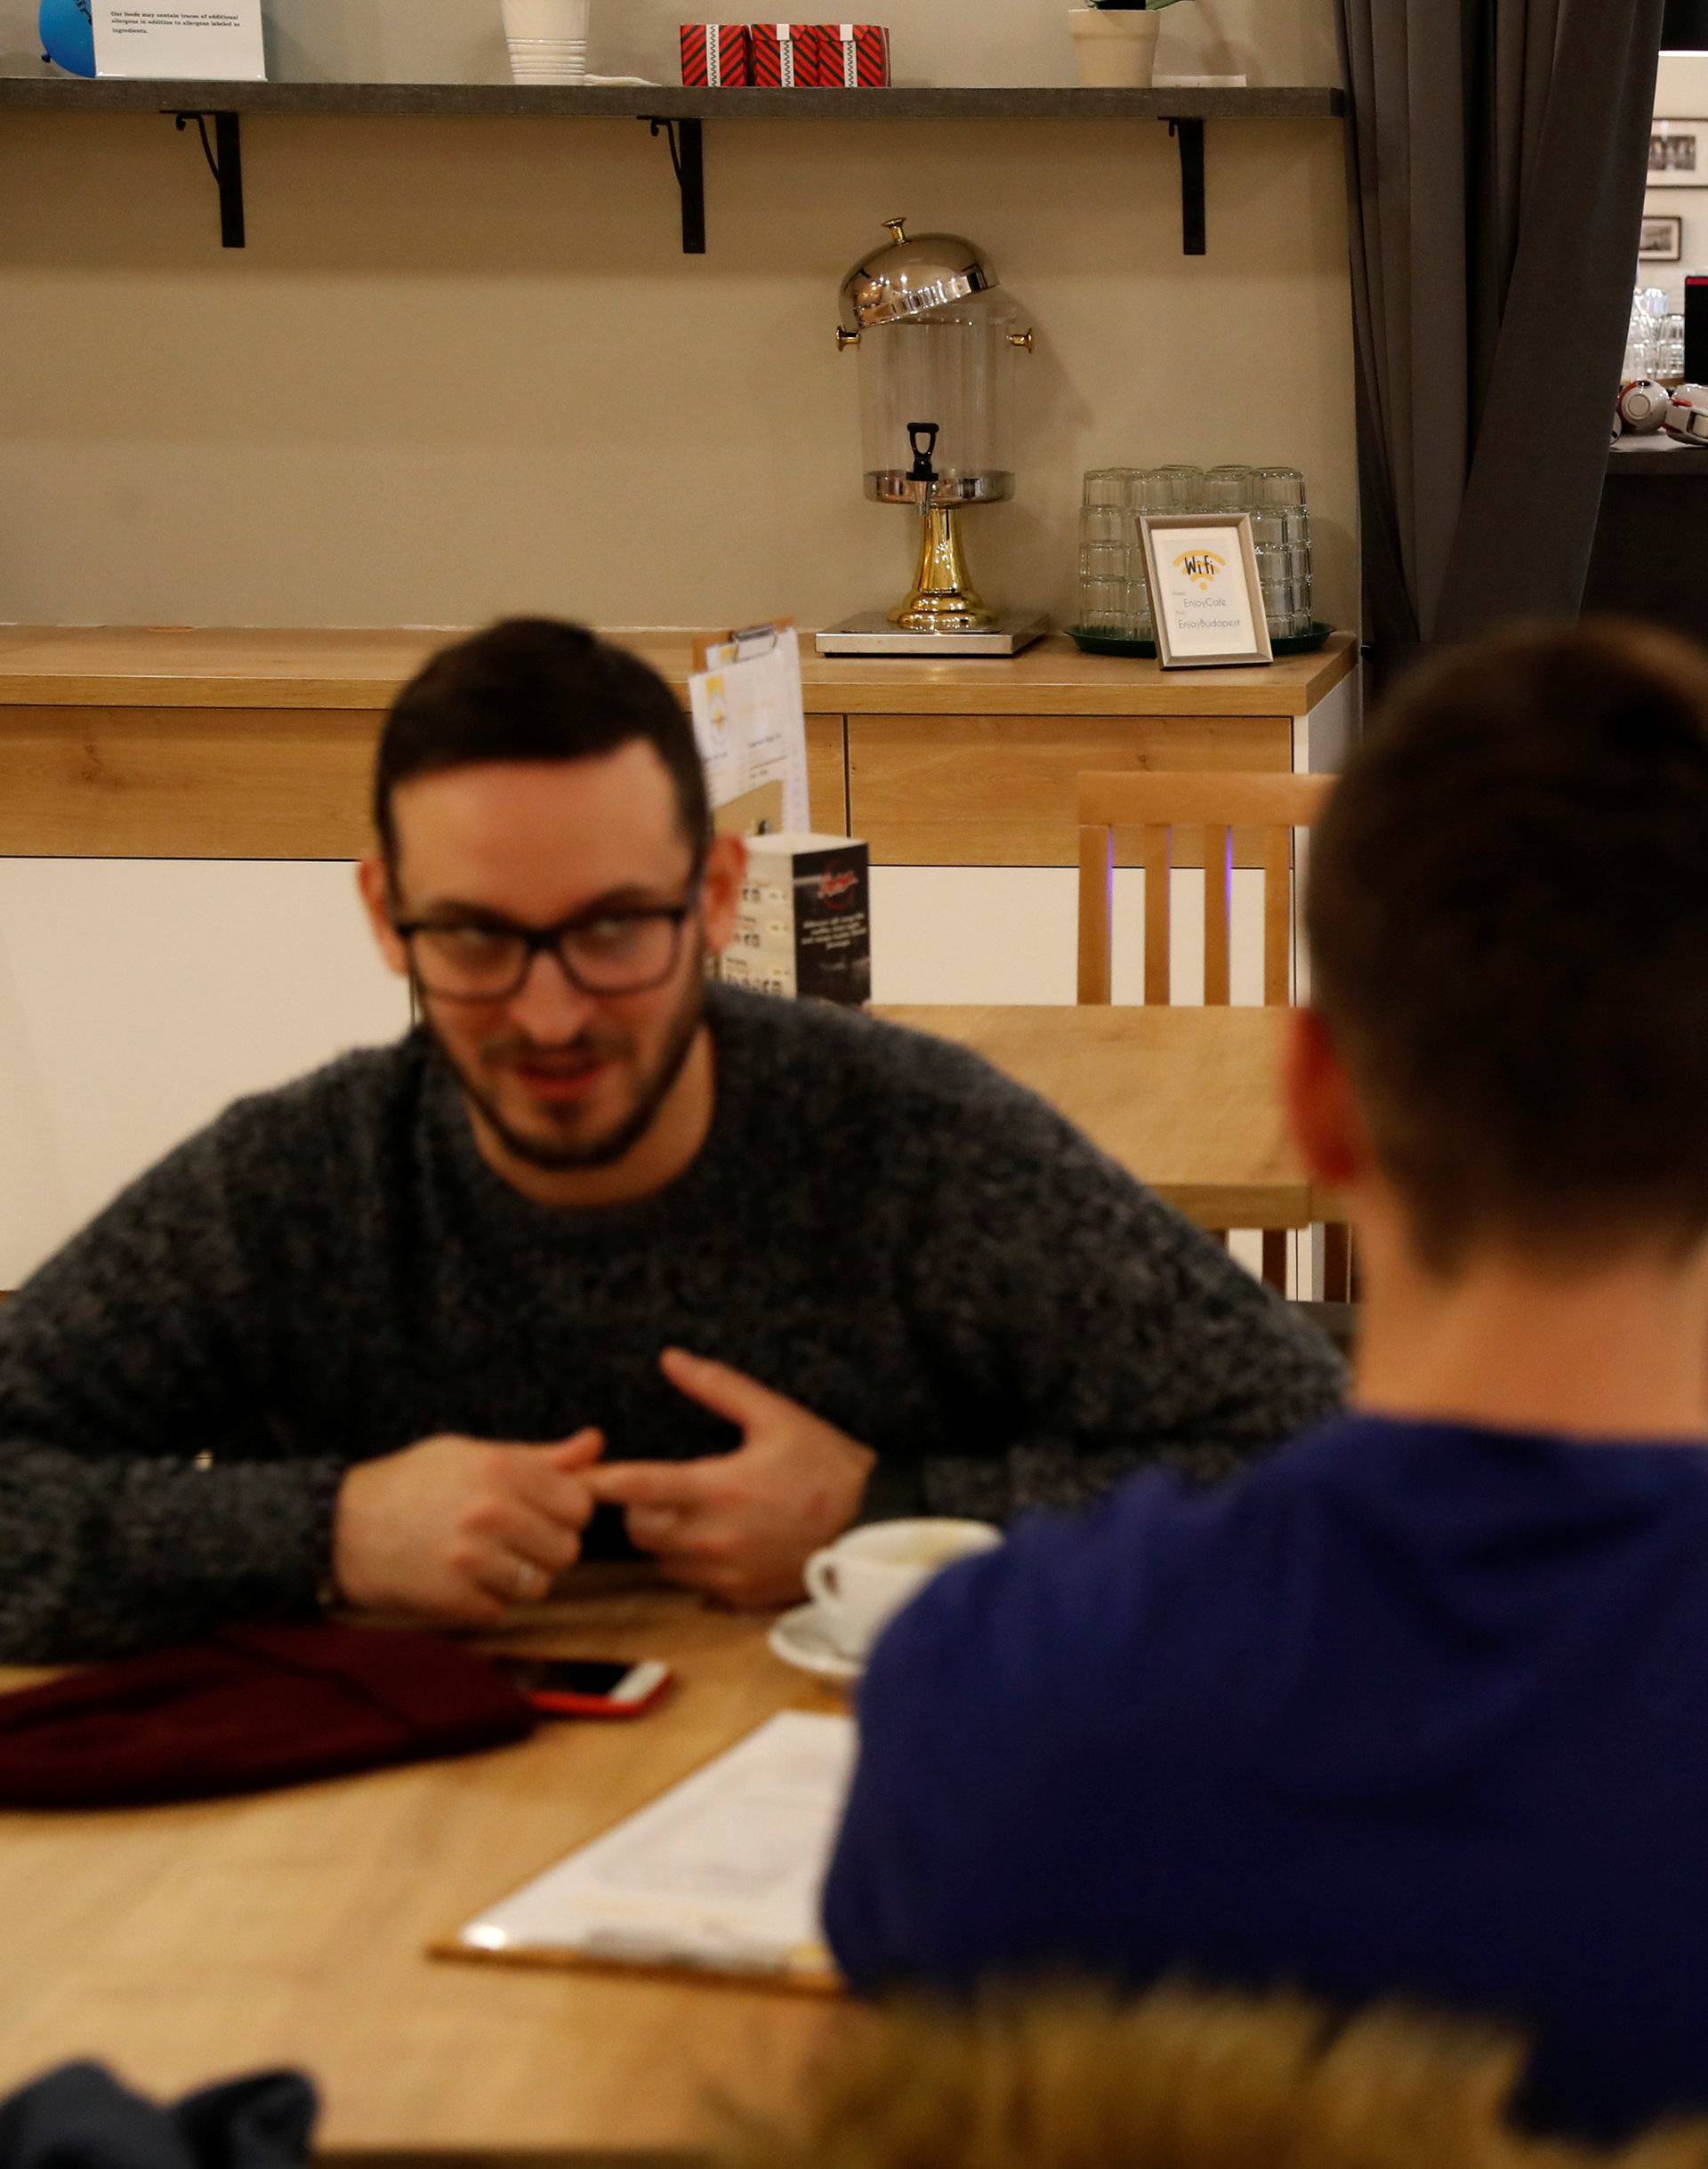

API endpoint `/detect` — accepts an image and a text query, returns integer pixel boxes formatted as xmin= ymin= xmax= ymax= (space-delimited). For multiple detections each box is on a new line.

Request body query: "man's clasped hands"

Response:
xmin=331 ymin=1345 xmax=878 ymax=1625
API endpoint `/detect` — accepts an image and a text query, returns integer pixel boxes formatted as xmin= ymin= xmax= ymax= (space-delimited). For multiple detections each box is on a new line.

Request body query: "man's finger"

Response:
xmin=659 ymin=1348 xmax=789 ymax=1429
xmin=654 ymin=1555 xmax=770 ymax=1609
xmin=495 ymin=1496 xmax=588 ymax=1574
xmin=466 ymin=1542 xmax=555 ymax=1610
xmin=508 ymin=1457 xmax=598 ymax=1531
xmin=584 ymin=1457 xmax=722 ymax=1513
xmin=544 ymin=1428 xmax=605 ymax=1471
xmin=508 ymin=1432 xmax=602 ymax=1524
xmin=624 ymin=1504 xmax=687 ymax=1554
xmin=437 ymin=1583 xmax=512 ymax=1629
xmin=640 ymin=1524 xmax=738 ymax=1568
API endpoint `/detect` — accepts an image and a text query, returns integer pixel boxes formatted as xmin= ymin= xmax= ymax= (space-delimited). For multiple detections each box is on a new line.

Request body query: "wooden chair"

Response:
xmin=1075 ymin=770 xmax=1348 ymax=1297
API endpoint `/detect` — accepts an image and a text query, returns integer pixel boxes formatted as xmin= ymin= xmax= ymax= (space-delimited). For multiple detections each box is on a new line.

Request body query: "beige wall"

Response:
xmin=0 ymin=0 xmax=1355 ymax=633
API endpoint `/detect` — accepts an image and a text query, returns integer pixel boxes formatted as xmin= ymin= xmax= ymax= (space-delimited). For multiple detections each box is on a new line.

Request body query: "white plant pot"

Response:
xmin=1068 ymin=7 xmax=1163 ymax=88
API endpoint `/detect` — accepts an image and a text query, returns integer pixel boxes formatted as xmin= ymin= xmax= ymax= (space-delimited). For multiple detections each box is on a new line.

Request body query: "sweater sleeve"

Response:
xmin=824 ymin=1480 xmax=1184 ymax=1993
xmin=0 ymin=1113 xmax=347 ymax=1661
xmin=901 ymin=1077 xmax=1345 ymax=1519
xmin=823 ymin=1527 xmax=1071 ymax=1991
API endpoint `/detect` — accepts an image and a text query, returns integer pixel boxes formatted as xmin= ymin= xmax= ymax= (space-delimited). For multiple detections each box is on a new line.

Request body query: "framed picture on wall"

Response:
xmin=1650 ymin=121 xmax=1708 ymax=186
xmin=1137 ymin=514 xmax=1273 ymax=670
xmin=1641 ymin=214 xmax=1685 ymax=262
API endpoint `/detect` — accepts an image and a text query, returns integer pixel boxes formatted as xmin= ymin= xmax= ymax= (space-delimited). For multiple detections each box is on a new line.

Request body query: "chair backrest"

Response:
xmin=1076 ymin=770 xmax=1334 ymax=1006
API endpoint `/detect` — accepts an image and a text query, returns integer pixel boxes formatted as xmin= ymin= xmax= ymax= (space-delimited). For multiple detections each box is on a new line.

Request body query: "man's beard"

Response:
xmin=427 ymin=939 xmax=709 ymax=1174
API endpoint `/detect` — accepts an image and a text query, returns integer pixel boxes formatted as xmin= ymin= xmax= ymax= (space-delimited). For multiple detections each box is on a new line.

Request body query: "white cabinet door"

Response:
xmin=0 ymin=860 xmax=409 ymax=1288
xmin=871 ymin=866 xmax=1268 ymax=1005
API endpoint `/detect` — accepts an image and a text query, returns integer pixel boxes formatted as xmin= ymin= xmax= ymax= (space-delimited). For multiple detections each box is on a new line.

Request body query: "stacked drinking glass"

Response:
xmin=1249 ymin=468 xmax=1313 ymax=639
xmin=1625 ymin=286 xmax=1686 ymax=384
xmin=1077 ymin=470 xmax=1148 ymax=639
xmin=1075 ymin=462 xmax=1317 ymax=644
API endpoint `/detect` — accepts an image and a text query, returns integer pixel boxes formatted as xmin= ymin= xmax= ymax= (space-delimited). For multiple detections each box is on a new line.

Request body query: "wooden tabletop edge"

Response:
xmin=0 ymin=630 xmax=1358 ymax=716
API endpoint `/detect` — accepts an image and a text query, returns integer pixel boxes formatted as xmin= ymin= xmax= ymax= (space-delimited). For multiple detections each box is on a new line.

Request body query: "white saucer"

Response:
xmin=769 ymin=1602 xmax=862 ymax=1687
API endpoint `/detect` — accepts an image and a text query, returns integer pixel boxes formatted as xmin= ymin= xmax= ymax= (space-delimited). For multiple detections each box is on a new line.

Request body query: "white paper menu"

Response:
xmin=447 ymin=1712 xmax=855 ymax=1988
xmin=93 ymin=1 xmax=266 ymax=80
xmin=688 ymin=625 xmax=811 ymax=834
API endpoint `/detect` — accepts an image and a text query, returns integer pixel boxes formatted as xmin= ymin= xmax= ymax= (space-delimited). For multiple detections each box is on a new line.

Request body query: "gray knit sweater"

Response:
xmin=0 ymin=987 xmax=1344 ymax=1660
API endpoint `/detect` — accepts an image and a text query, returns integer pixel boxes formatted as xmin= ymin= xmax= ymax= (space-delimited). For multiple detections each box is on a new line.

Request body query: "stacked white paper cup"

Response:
xmin=502 ymin=0 xmax=591 ymax=82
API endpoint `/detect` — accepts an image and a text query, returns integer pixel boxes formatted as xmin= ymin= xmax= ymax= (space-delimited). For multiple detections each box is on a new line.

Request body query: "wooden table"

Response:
xmin=0 ymin=1578 xmax=853 ymax=2160
xmin=880 ymin=1004 xmax=1317 ymax=1230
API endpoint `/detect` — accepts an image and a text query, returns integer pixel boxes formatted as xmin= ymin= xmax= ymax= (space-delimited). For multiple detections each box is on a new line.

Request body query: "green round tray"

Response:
xmin=1068 ymin=620 xmax=1334 ymax=660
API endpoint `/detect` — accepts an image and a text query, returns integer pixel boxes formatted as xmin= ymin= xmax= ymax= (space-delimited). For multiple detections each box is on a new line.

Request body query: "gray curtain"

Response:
xmin=1338 ymin=0 xmax=1665 ymax=679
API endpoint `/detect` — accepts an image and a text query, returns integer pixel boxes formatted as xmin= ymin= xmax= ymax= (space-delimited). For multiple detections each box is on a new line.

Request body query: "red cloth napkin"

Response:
xmin=0 ymin=1621 xmax=536 ymax=1808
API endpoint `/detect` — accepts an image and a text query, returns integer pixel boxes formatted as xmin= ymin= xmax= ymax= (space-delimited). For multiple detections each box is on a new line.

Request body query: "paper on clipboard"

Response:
xmin=443 ymin=1712 xmax=855 ymax=1990
xmin=689 ymin=623 xmax=811 ymax=833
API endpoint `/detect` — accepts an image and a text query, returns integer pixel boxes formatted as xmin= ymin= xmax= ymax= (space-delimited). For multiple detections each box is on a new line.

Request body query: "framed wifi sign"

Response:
xmin=1138 ymin=513 xmax=1272 ymax=669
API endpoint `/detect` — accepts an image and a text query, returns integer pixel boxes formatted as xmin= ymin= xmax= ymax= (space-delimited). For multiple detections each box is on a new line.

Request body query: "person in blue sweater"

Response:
xmin=823 ymin=617 xmax=1708 ymax=2143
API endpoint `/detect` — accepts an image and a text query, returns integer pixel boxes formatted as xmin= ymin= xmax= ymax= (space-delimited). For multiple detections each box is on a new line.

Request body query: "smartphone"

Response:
xmin=503 ymin=1657 xmax=674 ymax=1719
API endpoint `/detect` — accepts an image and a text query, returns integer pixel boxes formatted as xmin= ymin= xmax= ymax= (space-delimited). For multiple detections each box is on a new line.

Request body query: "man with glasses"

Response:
xmin=0 ymin=619 xmax=1342 ymax=1661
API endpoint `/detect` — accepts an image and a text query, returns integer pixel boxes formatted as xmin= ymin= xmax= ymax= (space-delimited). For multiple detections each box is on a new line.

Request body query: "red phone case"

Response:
xmin=524 ymin=1670 xmax=673 ymax=1720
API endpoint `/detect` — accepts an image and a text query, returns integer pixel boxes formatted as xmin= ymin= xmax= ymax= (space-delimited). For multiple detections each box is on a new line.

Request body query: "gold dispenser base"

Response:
xmin=890 ymin=502 xmax=995 ymax=633
xmin=817 ymin=491 xmax=1047 ymax=657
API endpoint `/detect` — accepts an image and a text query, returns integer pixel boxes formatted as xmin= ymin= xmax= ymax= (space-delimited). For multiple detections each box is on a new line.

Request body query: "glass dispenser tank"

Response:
xmin=816 ymin=218 xmax=1047 ymax=657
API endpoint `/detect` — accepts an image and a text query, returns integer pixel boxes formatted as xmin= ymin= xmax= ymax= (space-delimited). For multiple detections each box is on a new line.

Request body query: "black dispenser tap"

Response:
xmin=906 ymin=422 xmax=940 ymax=483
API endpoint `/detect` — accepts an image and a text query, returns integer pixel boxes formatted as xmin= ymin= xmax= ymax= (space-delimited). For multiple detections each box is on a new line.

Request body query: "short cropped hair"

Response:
xmin=1307 ymin=619 xmax=1708 ymax=1271
xmin=373 ymin=618 xmax=710 ymax=868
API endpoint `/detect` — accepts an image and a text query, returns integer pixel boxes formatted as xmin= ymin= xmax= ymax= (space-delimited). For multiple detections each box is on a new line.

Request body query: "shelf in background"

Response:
xmin=0 ymin=77 xmax=1344 ymax=121
xmin=1607 ymin=434 xmax=1708 ymax=477
xmin=0 ymin=75 xmax=1345 ymax=256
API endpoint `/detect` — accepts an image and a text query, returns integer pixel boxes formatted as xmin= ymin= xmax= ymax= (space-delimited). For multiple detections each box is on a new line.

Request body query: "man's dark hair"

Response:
xmin=374 ymin=618 xmax=711 ymax=868
xmin=1307 ymin=618 xmax=1708 ymax=1272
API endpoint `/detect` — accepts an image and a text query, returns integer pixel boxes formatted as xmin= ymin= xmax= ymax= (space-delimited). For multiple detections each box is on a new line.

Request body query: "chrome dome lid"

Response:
xmin=836 ymin=217 xmax=1000 ymax=336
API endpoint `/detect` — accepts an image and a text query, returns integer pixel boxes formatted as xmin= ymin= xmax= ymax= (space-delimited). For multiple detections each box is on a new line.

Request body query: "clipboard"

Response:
xmin=713 ymin=779 xmax=786 ymax=839
xmin=692 ymin=617 xmax=798 ymax=674
xmin=432 ymin=1712 xmax=852 ymax=1994
xmin=688 ymin=621 xmax=811 ymax=835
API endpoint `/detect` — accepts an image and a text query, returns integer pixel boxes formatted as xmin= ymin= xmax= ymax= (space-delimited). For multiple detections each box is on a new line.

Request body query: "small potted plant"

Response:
xmin=1068 ymin=0 xmax=1185 ymax=88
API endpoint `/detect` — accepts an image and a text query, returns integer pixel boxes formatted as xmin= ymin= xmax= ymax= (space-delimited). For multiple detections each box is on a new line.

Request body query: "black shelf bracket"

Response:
xmin=643 ymin=116 xmax=705 ymax=254
xmin=173 ymin=109 xmax=245 ymax=247
xmin=1165 ymin=117 xmax=1205 ymax=255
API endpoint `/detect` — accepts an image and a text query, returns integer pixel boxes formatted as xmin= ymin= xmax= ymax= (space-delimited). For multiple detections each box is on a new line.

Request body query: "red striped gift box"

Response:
xmin=827 ymin=21 xmax=890 ymax=85
xmin=680 ymin=23 xmax=752 ymax=85
xmin=750 ymin=22 xmax=827 ymax=85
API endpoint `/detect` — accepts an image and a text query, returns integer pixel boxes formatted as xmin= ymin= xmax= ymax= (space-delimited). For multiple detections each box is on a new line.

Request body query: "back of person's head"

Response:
xmin=1306 ymin=619 xmax=1708 ymax=1274
xmin=373 ymin=618 xmax=710 ymax=867
xmin=717 ymin=1983 xmax=1707 ymax=2169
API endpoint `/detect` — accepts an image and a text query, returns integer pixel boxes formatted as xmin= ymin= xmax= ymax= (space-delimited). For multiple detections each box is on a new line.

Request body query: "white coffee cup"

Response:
xmin=502 ymin=0 xmax=590 ymax=79
xmin=803 ymin=1518 xmax=1002 ymax=1662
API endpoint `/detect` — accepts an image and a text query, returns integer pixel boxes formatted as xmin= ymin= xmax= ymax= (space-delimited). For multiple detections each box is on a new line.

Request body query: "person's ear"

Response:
xmin=698 ymin=834 xmax=746 ymax=958
xmin=1284 ymin=1007 xmax=1369 ymax=1190
xmin=357 ymin=858 xmax=410 ymax=979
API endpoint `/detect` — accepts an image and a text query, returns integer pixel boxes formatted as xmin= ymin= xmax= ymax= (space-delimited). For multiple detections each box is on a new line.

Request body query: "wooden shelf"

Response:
xmin=1607 ymin=435 xmax=1708 ymax=478
xmin=0 ymin=77 xmax=1344 ymax=121
xmin=0 ymin=73 xmax=1345 ymax=255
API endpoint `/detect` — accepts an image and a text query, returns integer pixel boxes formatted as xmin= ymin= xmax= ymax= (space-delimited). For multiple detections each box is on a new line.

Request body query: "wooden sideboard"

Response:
xmin=0 ymin=625 xmax=1358 ymax=866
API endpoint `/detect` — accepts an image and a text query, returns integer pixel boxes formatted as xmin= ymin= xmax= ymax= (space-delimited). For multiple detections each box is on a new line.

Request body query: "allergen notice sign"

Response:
xmin=93 ymin=1 xmax=266 ymax=77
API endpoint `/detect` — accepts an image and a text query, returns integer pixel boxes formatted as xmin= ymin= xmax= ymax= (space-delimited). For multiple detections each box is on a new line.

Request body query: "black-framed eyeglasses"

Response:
xmin=392 ymin=893 xmax=700 ymax=1002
